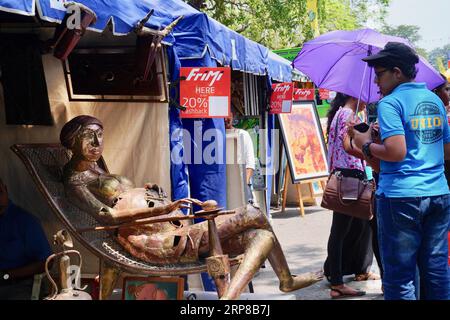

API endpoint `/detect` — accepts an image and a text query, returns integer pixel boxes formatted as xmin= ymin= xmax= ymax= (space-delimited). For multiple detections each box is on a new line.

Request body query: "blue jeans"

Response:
xmin=376 ymin=194 xmax=450 ymax=300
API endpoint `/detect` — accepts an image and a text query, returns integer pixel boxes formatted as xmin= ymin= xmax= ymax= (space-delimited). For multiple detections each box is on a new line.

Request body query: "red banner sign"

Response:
xmin=293 ymin=88 xmax=315 ymax=101
xmin=180 ymin=67 xmax=231 ymax=118
xmin=319 ymin=88 xmax=330 ymax=100
xmin=270 ymin=83 xmax=294 ymax=114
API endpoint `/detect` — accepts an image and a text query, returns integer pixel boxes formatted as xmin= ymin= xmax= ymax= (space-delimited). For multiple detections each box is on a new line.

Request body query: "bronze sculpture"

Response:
xmin=60 ymin=115 xmax=323 ymax=299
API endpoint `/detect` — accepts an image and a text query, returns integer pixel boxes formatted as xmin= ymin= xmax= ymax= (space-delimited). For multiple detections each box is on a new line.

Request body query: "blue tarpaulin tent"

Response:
xmin=0 ymin=0 xmax=292 ymax=81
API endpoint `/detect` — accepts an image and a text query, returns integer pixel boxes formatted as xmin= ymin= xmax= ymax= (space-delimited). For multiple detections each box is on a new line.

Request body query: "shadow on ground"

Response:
xmin=251 ymin=205 xmax=383 ymax=300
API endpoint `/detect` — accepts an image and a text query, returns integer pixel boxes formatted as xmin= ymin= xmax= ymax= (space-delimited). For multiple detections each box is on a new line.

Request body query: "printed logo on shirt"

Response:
xmin=410 ymin=102 xmax=443 ymax=144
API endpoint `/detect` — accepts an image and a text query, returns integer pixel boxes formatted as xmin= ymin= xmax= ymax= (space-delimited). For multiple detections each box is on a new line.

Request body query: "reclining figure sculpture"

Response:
xmin=60 ymin=115 xmax=323 ymax=299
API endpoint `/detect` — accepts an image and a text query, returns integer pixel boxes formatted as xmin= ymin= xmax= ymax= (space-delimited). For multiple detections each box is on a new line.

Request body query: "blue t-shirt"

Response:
xmin=377 ymin=82 xmax=450 ymax=197
xmin=0 ymin=201 xmax=52 ymax=270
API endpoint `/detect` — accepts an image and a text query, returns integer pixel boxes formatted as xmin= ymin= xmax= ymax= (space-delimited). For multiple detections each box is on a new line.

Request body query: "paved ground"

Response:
xmin=251 ymin=203 xmax=383 ymax=300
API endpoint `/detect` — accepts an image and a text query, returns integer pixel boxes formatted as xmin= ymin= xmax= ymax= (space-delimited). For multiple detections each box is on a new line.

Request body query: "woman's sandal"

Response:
xmin=354 ymin=272 xmax=380 ymax=281
xmin=330 ymin=288 xmax=366 ymax=299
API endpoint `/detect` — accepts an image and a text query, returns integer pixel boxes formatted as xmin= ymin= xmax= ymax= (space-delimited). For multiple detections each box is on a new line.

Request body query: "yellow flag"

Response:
xmin=306 ymin=0 xmax=320 ymax=37
xmin=437 ymin=57 xmax=446 ymax=74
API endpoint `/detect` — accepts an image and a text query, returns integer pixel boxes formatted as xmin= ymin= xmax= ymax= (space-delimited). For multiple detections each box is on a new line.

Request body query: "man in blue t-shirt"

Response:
xmin=0 ymin=178 xmax=52 ymax=300
xmin=352 ymin=42 xmax=450 ymax=300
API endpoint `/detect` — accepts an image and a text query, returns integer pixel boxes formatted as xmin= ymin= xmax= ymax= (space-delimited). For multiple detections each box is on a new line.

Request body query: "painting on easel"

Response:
xmin=279 ymin=100 xmax=329 ymax=183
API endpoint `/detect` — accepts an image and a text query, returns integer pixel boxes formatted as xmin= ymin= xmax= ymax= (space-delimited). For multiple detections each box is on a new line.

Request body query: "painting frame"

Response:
xmin=122 ymin=276 xmax=184 ymax=300
xmin=278 ymin=100 xmax=329 ymax=183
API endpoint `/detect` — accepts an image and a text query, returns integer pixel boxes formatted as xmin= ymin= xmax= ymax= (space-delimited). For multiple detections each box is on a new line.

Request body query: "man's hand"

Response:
xmin=444 ymin=143 xmax=450 ymax=160
xmin=371 ymin=123 xmax=381 ymax=144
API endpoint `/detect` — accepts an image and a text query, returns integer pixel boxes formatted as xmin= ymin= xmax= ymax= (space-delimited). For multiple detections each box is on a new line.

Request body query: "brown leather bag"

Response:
xmin=321 ymin=170 xmax=375 ymax=220
xmin=321 ymin=108 xmax=374 ymax=220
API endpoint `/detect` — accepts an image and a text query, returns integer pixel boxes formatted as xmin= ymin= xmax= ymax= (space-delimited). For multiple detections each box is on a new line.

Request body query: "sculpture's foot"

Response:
xmin=99 ymin=261 xmax=121 ymax=300
xmin=279 ymin=270 xmax=324 ymax=292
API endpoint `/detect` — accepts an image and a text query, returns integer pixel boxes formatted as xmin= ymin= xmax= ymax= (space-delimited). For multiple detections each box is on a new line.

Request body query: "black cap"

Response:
xmin=362 ymin=42 xmax=419 ymax=65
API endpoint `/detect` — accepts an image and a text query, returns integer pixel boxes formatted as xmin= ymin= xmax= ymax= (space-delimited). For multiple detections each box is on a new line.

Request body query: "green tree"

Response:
xmin=380 ymin=25 xmax=421 ymax=44
xmin=317 ymin=0 xmax=358 ymax=33
xmin=428 ymin=45 xmax=450 ymax=72
xmin=379 ymin=24 xmax=428 ymax=58
xmin=184 ymin=0 xmax=391 ymax=49
xmin=347 ymin=0 xmax=390 ymax=26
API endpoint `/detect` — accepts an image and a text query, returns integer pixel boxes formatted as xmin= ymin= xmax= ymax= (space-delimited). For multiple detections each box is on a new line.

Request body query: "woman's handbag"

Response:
xmin=321 ymin=168 xmax=374 ymax=220
xmin=320 ymin=109 xmax=374 ymax=220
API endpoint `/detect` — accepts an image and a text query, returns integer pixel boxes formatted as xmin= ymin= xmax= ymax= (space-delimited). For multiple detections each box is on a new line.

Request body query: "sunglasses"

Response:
xmin=374 ymin=69 xmax=390 ymax=80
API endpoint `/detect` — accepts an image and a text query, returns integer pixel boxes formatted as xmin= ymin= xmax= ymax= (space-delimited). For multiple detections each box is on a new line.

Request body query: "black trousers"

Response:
xmin=371 ymin=172 xmax=384 ymax=279
xmin=370 ymin=206 xmax=384 ymax=279
xmin=324 ymin=212 xmax=374 ymax=286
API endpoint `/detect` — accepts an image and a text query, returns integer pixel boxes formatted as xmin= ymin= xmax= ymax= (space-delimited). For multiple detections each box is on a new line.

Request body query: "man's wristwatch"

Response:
xmin=362 ymin=141 xmax=373 ymax=159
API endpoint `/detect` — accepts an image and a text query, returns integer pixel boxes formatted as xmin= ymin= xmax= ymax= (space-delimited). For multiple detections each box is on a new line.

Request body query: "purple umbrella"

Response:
xmin=292 ymin=28 xmax=444 ymax=103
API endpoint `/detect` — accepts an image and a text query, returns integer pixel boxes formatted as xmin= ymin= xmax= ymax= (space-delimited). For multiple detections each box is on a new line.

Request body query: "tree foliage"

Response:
xmin=380 ymin=25 xmax=422 ymax=44
xmin=184 ymin=0 xmax=391 ymax=49
xmin=379 ymin=24 xmax=427 ymax=58
xmin=428 ymin=45 xmax=450 ymax=72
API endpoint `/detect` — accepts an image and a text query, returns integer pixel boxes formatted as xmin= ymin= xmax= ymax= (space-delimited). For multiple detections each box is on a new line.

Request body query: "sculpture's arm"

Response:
xmin=105 ymin=197 xmax=219 ymax=224
xmin=68 ymin=183 xmax=192 ymax=224
xmin=66 ymin=183 xmax=113 ymax=218
xmin=104 ymin=198 xmax=192 ymax=224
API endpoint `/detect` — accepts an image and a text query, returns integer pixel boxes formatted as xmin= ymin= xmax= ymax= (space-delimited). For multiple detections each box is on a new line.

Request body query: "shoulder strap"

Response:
xmin=331 ymin=108 xmax=366 ymax=173
xmin=329 ymin=108 xmax=342 ymax=170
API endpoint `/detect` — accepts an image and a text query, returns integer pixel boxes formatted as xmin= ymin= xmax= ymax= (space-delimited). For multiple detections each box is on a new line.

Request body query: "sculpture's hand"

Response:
xmin=200 ymin=200 xmax=218 ymax=211
xmin=187 ymin=198 xmax=218 ymax=211
xmin=98 ymin=206 xmax=116 ymax=222
xmin=145 ymin=182 xmax=167 ymax=198
xmin=175 ymin=198 xmax=193 ymax=208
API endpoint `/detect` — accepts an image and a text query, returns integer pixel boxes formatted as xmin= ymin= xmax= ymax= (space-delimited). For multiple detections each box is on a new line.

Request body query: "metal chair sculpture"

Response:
xmin=11 ymin=143 xmax=240 ymax=299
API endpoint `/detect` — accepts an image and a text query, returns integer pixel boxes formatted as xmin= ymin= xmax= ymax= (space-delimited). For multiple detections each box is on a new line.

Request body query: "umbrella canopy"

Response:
xmin=292 ymin=28 xmax=444 ymax=103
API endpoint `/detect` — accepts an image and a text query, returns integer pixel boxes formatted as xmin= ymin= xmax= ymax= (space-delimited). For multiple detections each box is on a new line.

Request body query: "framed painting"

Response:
xmin=278 ymin=100 xmax=329 ymax=183
xmin=122 ymin=276 xmax=184 ymax=300
xmin=320 ymin=117 xmax=328 ymax=143
xmin=277 ymin=143 xmax=288 ymax=193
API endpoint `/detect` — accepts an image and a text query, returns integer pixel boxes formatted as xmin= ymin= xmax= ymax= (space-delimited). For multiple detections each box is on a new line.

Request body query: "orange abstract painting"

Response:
xmin=279 ymin=101 xmax=329 ymax=182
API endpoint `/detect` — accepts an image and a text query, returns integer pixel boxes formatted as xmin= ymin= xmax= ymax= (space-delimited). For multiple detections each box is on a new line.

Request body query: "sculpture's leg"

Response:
xmin=220 ymin=229 xmax=275 ymax=300
xmin=99 ymin=260 xmax=121 ymax=300
xmin=205 ymin=219 xmax=230 ymax=298
xmin=199 ymin=204 xmax=270 ymax=255
xmin=267 ymin=234 xmax=323 ymax=292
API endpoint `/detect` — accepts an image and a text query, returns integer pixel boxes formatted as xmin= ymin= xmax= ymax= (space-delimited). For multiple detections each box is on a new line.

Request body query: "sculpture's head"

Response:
xmin=60 ymin=115 xmax=104 ymax=162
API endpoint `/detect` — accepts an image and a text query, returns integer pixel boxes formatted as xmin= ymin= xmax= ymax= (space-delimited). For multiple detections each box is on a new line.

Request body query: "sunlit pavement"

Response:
xmin=251 ymin=203 xmax=383 ymax=300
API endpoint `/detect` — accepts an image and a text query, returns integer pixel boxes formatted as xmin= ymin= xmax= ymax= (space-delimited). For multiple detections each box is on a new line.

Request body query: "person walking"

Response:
xmin=323 ymin=93 xmax=375 ymax=299
xmin=225 ymin=110 xmax=256 ymax=203
xmin=352 ymin=42 xmax=450 ymax=300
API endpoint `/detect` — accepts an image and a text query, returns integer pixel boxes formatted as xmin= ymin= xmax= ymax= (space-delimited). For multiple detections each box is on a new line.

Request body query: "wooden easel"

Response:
xmin=281 ymin=166 xmax=326 ymax=217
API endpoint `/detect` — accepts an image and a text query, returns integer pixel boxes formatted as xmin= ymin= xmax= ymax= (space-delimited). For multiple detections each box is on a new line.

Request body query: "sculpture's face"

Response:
xmin=74 ymin=124 xmax=104 ymax=162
